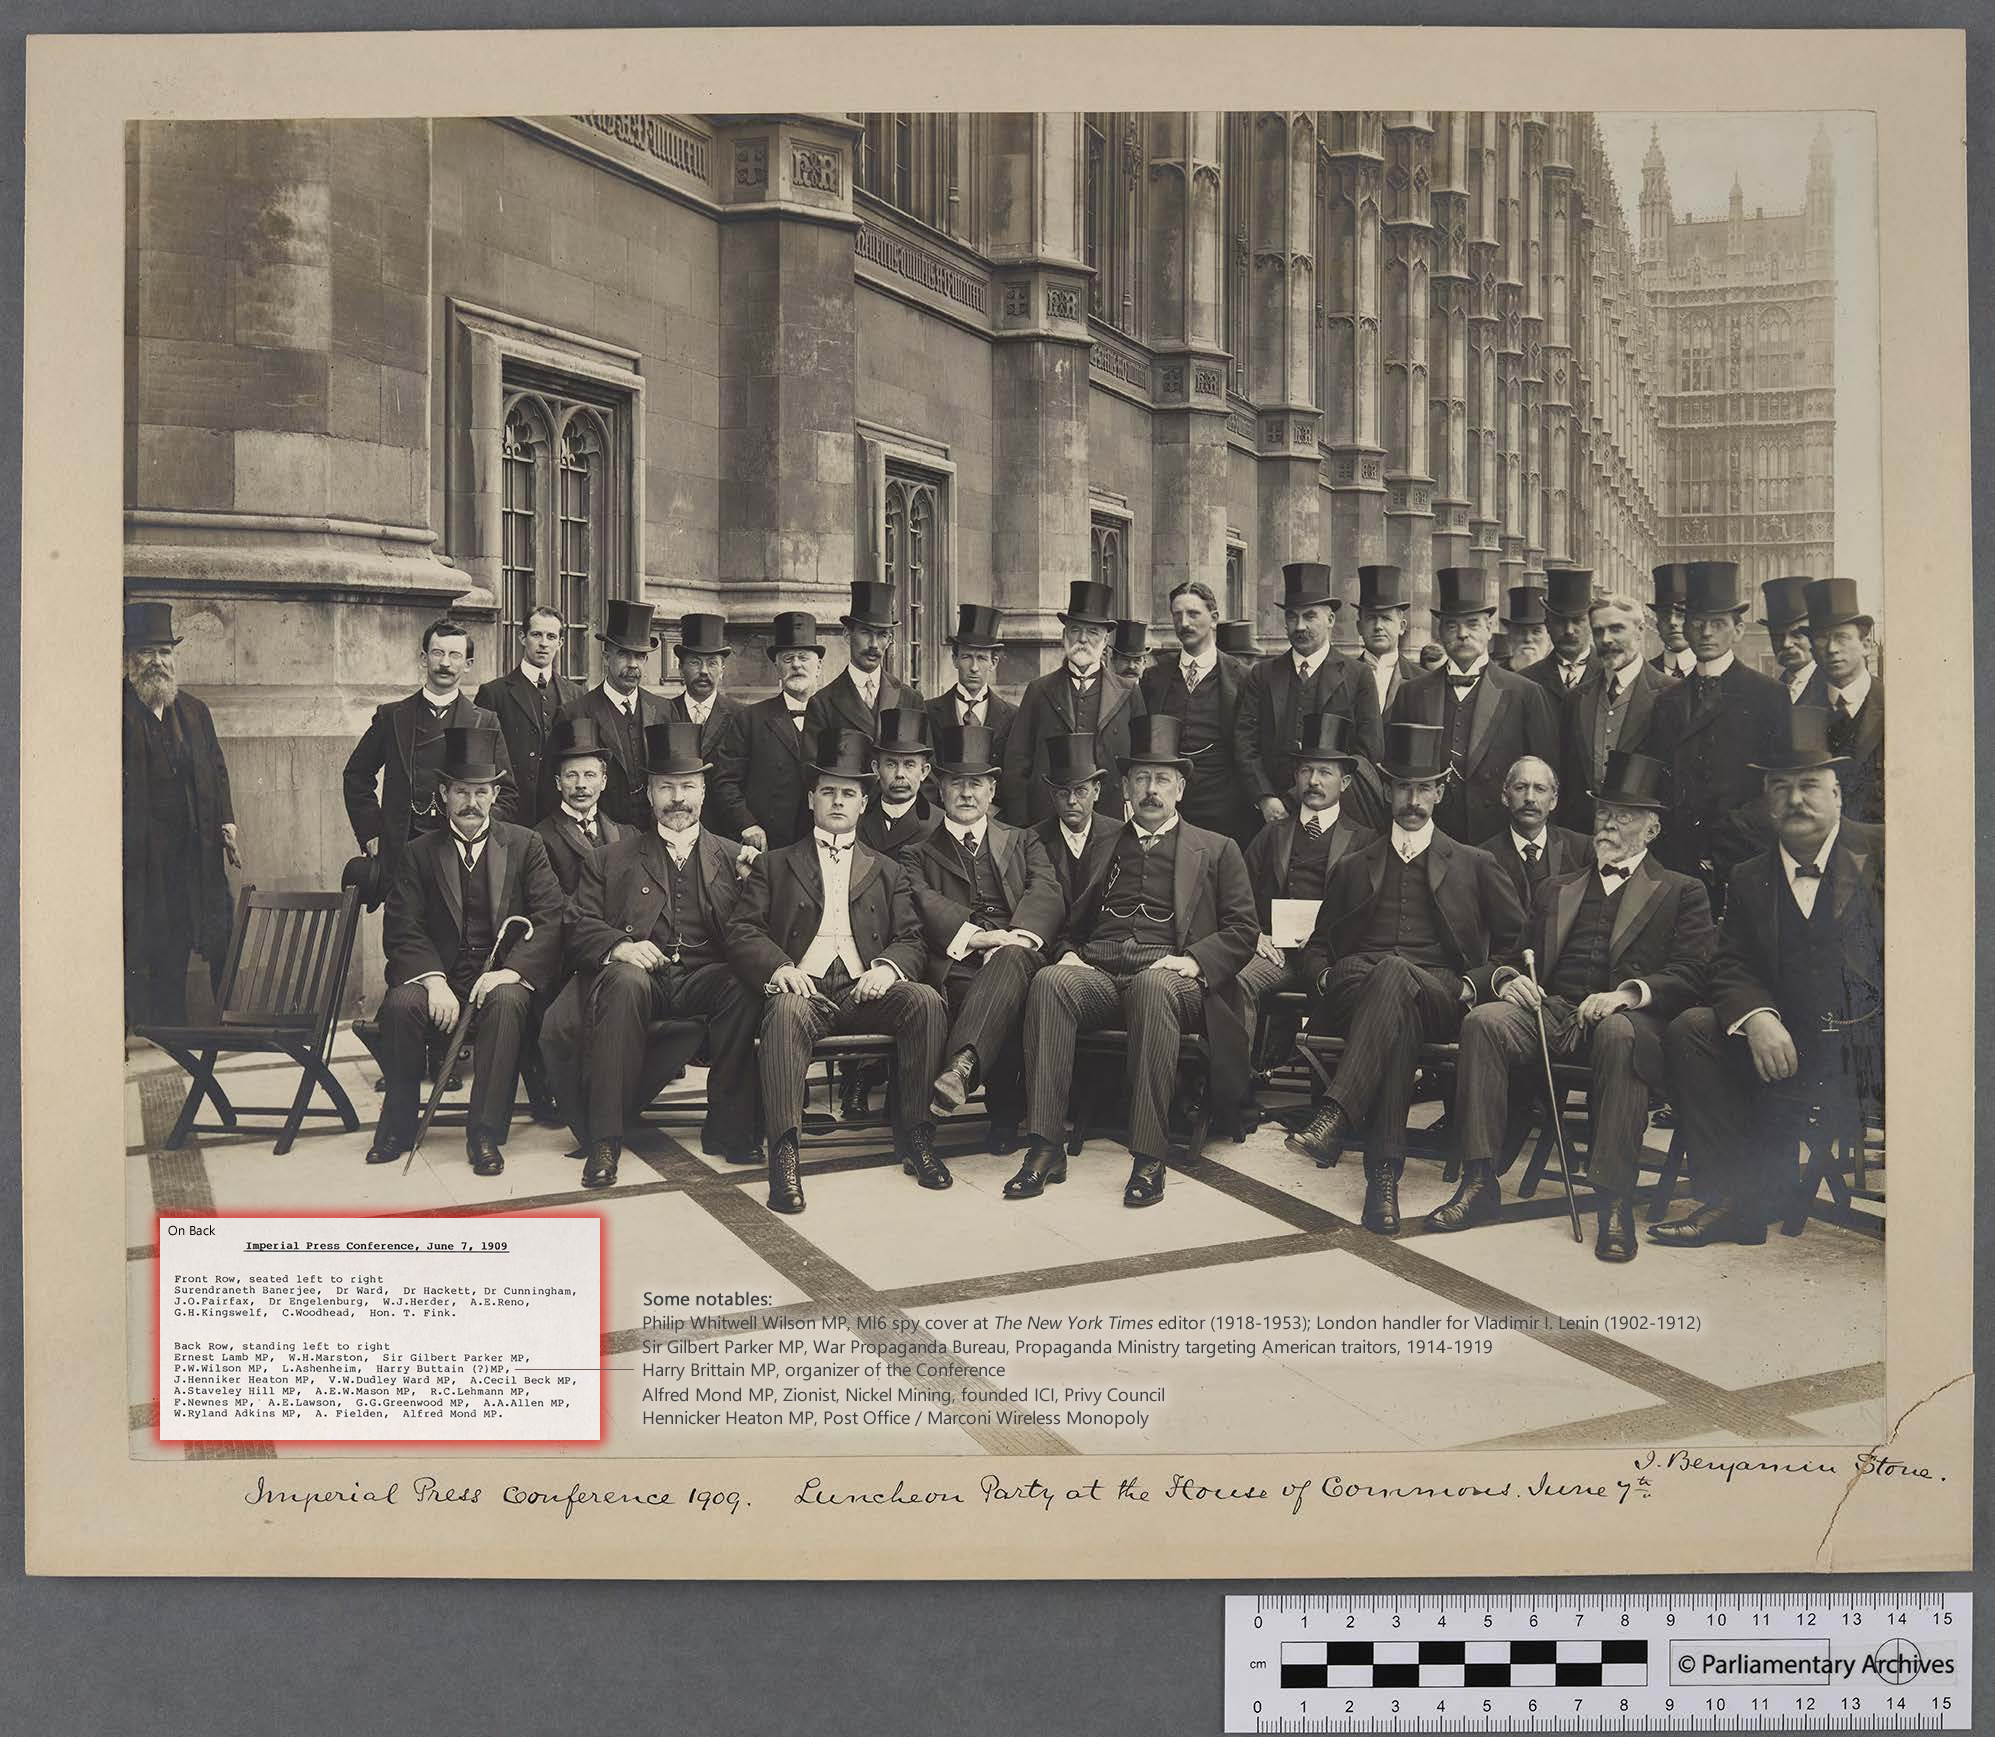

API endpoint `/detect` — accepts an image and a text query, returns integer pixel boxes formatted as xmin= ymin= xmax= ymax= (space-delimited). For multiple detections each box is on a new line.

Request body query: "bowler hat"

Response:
xmin=1117 ymin=712 xmax=1193 ymax=774
xmin=1378 ymin=720 xmax=1450 ymax=782
xmin=1502 ymin=586 xmax=1548 ymax=628
xmin=873 ymin=707 xmax=933 ymax=757
xmin=548 ymin=715 xmax=611 ymax=766
xmin=767 ymin=612 xmax=825 ymax=658
xmin=1057 ymin=580 xmax=1117 ymax=628
xmin=1433 ymin=567 xmax=1497 ymax=616
xmin=1651 ymin=564 xmax=1692 ymax=610
xmin=341 ymin=853 xmax=387 ymax=913
xmin=596 ymin=598 xmax=660 ymax=653
xmin=1043 ymin=733 xmax=1105 ymax=786
xmin=1683 ymin=561 xmax=1746 ymax=615
xmin=1749 ymin=706 xmax=1850 ymax=773
xmin=1591 ymin=750 xmax=1670 ymax=811
xmin=947 ymin=603 xmax=1004 ymax=649
xmin=1294 ymin=711 xmax=1360 ymax=765
xmin=933 ymin=723 xmax=1002 ymax=779
xmin=811 ymin=727 xmax=880 ymax=783
xmin=674 ymin=613 xmax=732 ymax=657
xmin=124 ymin=599 xmax=183 ymax=648
xmin=1758 ymin=575 xmax=1814 ymax=630
xmin=1216 ymin=620 xmax=1260 ymax=658
xmin=1803 ymin=576 xmax=1874 ymax=635
xmin=1544 ymin=568 xmax=1595 ymax=619
xmin=1280 ymin=562 xmax=1339 ymax=612
xmin=439 ymin=724 xmax=506 ymax=785
xmin=843 ymin=582 xmax=898 ymax=630
xmin=1112 ymin=619 xmax=1150 ymax=660
xmin=642 ymin=720 xmax=711 ymax=777
xmin=1357 ymin=564 xmax=1410 ymax=611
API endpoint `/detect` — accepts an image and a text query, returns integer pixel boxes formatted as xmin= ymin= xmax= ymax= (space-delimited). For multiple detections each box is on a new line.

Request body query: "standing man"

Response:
xmin=667 ymin=612 xmax=747 ymax=834
xmin=1353 ymin=564 xmax=1424 ymax=720
xmin=1648 ymin=560 xmax=1790 ymax=913
xmin=365 ymin=725 xmax=564 ymax=1174
xmin=1803 ymin=577 xmax=1883 ymax=824
xmin=727 ymin=729 xmax=950 ymax=1214
xmin=859 ymin=708 xmax=944 ymax=858
xmin=1285 ymin=722 xmax=1523 ymax=1234
xmin=1760 ymin=577 xmax=1818 ymax=702
xmin=564 ymin=721 xmax=763 ymax=1188
xmin=1008 ymin=714 xmax=1258 ymax=1207
xmin=122 ymin=601 xmax=241 ymax=1028
xmin=544 ymin=599 xmax=671 ymax=828
xmin=1519 ymin=569 xmax=1598 ymax=699
xmin=924 ymin=603 xmax=1017 ymax=773
xmin=1656 ymin=708 xmax=1881 ymax=1247
xmin=475 ymin=604 xmax=580 ymax=829
xmin=805 ymin=580 xmax=921 ymax=745
xmin=1002 ymin=579 xmax=1145 ymax=828
xmin=709 ymin=611 xmax=822 ymax=852
xmin=906 ymin=724 xmax=1065 ymax=1154
xmin=345 ymin=615 xmax=514 ymax=898
xmin=1140 ymin=579 xmax=1255 ymax=848
xmin=1033 ymin=733 xmax=1124 ymax=920
xmin=1501 ymin=586 xmax=1553 ymax=676
xmin=1442 ymin=751 xmax=1715 ymax=1259
xmin=1110 ymin=619 xmax=1151 ymax=680
xmin=1388 ymin=567 xmax=1559 ymax=847
xmin=1558 ymin=590 xmax=1668 ymax=835
xmin=1650 ymin=564 xmax=1697 ymax=680
xmin=1475 ymin=754 xmax=1591 ymax=910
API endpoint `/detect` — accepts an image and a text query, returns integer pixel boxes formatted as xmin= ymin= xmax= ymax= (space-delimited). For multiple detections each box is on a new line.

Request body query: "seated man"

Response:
xmin=726 ymin=729 xmax=949 ymax=1214
xmin=859 ymin=707 xmax=944 ymax=857
xmin=1286 ymin=721 xmax=1523 ymax=1234
xmin=565 ymin=721 xmax=763 ymax=1189
xmin=1475 ymin=754 xmax=1591 ymax=910
xmin=1033 ymin=732 xmax=1123 ymax=915
xmin=1009 ymin=714 xmax=1257 ymax=1208
xmin=1656 ymin=708 xmax=1882 ymax=1247
xmin=1443 ymin=751 xmax=1716 ymax=1261
xmin=368 ymin=725 xmax=564 ymax=1175
xmin=905 ymin=724 xmax=1065 ymax=1155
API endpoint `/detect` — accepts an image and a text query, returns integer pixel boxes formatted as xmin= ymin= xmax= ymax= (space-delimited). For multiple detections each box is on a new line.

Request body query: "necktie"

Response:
xmin=1793 ymin=861 xmax=1824 ymax=880
xmin=1834 ymin=694 xmax=1851 ymax=719
xmin=1303 ymin=815 xmax=1324 ymax=839
xmin=959 ymin=829 xmax=981 ymax=859
xmin=1185 ymin=660 xmax=1203 ymax=693
xmin=577 ymin=815 xmax=597 ymax=843
xmin=1138 ymin=830 xmax=1159 ymax=852
xmin=458 ymin=836 xmax=483 ymax=873
xmin=958 ymin=691 xmax=983 ymax=721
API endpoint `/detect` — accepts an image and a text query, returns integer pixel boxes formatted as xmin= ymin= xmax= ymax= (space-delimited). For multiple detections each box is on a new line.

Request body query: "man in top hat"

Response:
xmin=859 ymin=707 xmax=945 ymax=858
xmin=1109 ymin=618 xmax=1151 ymax=680
xmin=1656 ymin=708 xmax=1882 ymax=1248
xmin=709 ymin=611 xmax=824 ymax=853
xmin=1475 ymin=755 xmax=1591 ymax=910
xmin=1033 ymin=732 xmax=1125 ymax=926
xmin=345 ymin=616 xmax=518 ymax=901
xmin=1234 ymin=562 xmax=1383 ymax=835
xmin=1519 ymin=569 xmax=1600 ymax=699
xmin=122 ymin=600 xmax=241 ymax=1029
xmin=925 ymin=603 xmax=1017 ymax=774
xmin=1800 ymin=577 xmax=1883 ymax=824
xmin=474 ymin=604 xmax=581 ymax=830
xmin=1353 ymin=565 xmax=1425 ymax=720
xmin=367 ymin=725 xmax=565 ymax=1174
xmin=1488 ymin=631 xmax=1515 ymax=672
xmin=1388 ymin=567 xmax=1559 ymax=847
xmin=564 ymin=720 xmax=764 ymax=1187
xmin=1216 ymin=620 xmax=1263 ymax=662
xmin=1140 ymin=579 xmax=1256 ymax=849
xmin=1009 ymin=713 xmax=1258 ymax=1208
xmin=1441 ymin=750 xmax=1715 ymax=1260
xmin=1286 ymin=721 xmax=1524 ymax=1234
xmin=1501 ymin=586 xmax=1553 ymax=675
xmin=542 ymin=599 xmax=671 ymax=828
xmin=1759 ymin=576 xmax=1818 ymax=704
xmin=667 ymin=613 xmax=747 ymax=835
xmin=1649 ymin=564 xmax=1698 ymax=680
xmin=805 ymin=581 xmax=921 ymax=747
xmin=1647 ymin=560 xmax=1790 ymax=911
xmin=905 ymin=723 xmax=1066 ymax=1154
xmin=1002 ymin=579 xmax=1147 ymax=828
xmin=727 ymin=727 xmax=950 ymax=1213
xmin=1558 ymin=590 xmax=1670 ymax=835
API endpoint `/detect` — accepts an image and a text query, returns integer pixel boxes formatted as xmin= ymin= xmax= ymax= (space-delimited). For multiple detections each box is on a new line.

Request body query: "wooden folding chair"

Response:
xmin=134 ymin=886 xmax=363 ymax=1155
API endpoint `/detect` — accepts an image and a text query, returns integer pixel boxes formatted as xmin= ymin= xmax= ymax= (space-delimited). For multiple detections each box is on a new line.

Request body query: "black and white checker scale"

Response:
xmin=1280 ymin=1638 xmax=1648 ymax=1690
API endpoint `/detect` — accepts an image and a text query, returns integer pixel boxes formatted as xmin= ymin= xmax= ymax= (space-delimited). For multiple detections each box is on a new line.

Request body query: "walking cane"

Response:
xmin=404 ymin=915 xmax=534 ymax=1172
xmin=1522 ymin=948 xmax=1585 ymax=1244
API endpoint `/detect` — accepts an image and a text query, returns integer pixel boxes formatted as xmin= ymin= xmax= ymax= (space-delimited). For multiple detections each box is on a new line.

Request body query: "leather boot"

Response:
xmin=1285 ymin=1100 xmax=1351 ymax=1168
xmin=901 ymin=1121 xmax=953 ymax=1190
xmin=1425 ymin=1158 xmax=1501 ymax=1232
xmin=928 ymin=1048 xmax=979 ymax=1118
xmin=1124 ymin=1155 xmax=1167 ymax=1208
xmin=1361 ymin=1149 xmax=1403 ymax=1235
xmin=767 ymin=1130 xmax=806 ymax=1215
xmin=1595 ymin=1193 xmax=1638 ymax=1263
xmin=580 ymin=1138 xmax=620 ymax=1191
xmin=1002 ymin=1138 xmax=1067 ymax=1200
xmin=1648 ymin=1197 xmax=1767 ymax=1248
xmin=838 ymin=1064 xmax=871 ymax=1123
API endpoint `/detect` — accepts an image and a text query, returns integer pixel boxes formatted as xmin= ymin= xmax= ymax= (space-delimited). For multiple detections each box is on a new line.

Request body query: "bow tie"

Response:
xmin=1599 ymin=861 xmax=1633 ymax=882
xmin=816 ymin=835 xmax=851 ymax=862
xmin=1792 ymin=861 xmax=1824 ymax=880
xmin=1448 ymin=674 xmax=1480 ymax=690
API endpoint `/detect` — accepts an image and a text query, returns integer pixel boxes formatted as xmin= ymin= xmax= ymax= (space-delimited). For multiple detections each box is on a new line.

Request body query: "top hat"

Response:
xmin=1544 ymin=568 xmax=1595 ymax=619
xmin=548 ymin=715 xmax=611 ymax=765
xmin=1043 ymin=732 xmax=1105 ymax=786
xmin=767 ymin=611 xmax=825 ymax=659
xmin=1591 ymin=750 xmax=1671 ymax=811
xmin=1117 ymin=712 xmax=1193 ymax=774
xmin=439 ymin=724 xmax=507 ymax=785
xmin=1489 ymin=631 xmax=1514 ymax=667
xmin=842 ymin=581 xmax=898 ymax=631
xmin=1803 ymin=576 xmax=1874 ymax=635
xmin=1502 ymin=586 xmax=1548 ymax=628
xmin=341 ymin=852 xmax=388 ymax=913
xmin=674 ymin=613 xmax=732 ymax=658
xmin=1758 ymin=575 xmax=1814 ymax=630
xmin=1112 ymin=619 xmax=1150 ymax=660
xmin=124 ymin=600 xmax=183 ymax=648
xmin=597 ymin=598 xmax=660 ymax=653
xmin=1216 ymin=620 xmax=1260 ymax=658
xmin=873 ymin=707 xmax=933 ymax=757
xmin=1357 ymin=564 xmax=1410 ymax=611
xmin=1378 ymin=720 xmax=1450 ymax=782
xmin=1749 ymin=705 xmax=1851 ymax=773
xmin=1280 ymin=562 xmax=1339 ymax=612
xmin=1294 ymin=711 xmax=1360 ymax=764
xmin=1433 ymin=566 xmax=1497 ymax=616
xmin=1682 ymin=560 xmax=1746 ymax=615
xmin=1057 ymin=580 xmax=1117 ymax=628
xmin=947 ymin=603 xmax=1005 ymax=649
xmin=933 ymin=723 xmax=1002 ymax=779
xmin=811 ymin=727 xmax=880 ymax=782
xmin=1651 ymin=563 xmax=1692 ymax=610
xmin=642 ymin=720 xmax=711 ymax=778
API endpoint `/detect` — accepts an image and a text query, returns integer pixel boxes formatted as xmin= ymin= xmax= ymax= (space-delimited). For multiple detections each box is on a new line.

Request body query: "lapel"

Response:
xmin=1852 ymin=682 xmax=1885 ymax=761
xmin=695 ymin=829 xmax=738 ymax=909
xmin=1623 ymin=667 xmax=1658 ymax=744
xmin=1548 ymin=871 xmax=1588 ymax=979
xmin=1608 ymin=856 xmax=1664 ymax=961
xmin=483 ymin=827 xmax=511 ymax=925
xmin=1464 ymin=671 xmax=1506 ymax=771
xmin=1365 ymin=836 xmax=1389 ymax=905
xmin=588 ymin=686 xmax=634 ymax=771
xmin=991 ymin=822 xmax=1025 ymax=904
xmin=1325 ymin=817 xmax=1360 ymax=873
xmin=1048 ymin=668 xmax=1078 ymax=732
xmin=1097 ymin=670 xmax=1134 ymax=735
xmin=769 ymin=699 xmax=807 ymax=763
xmin=393 ymin=694 xmax=419 ymax=785
xmin=1078 ymin=814 xmax=1119 ymax=898
xmin=848 ymin=842 xmax=880 ymax=917
xmin=1271 ymin=817 xmax=1297 ymax=893
xmin=826 ymin=669 xmax=871 ymax=733
xmin=1574 ymin=677 xmax=1603 ymax=747
xmin=1170 ymin=825 xmax=1203 ymax=946
xmin=1671 ymin=664 xmax=1730 ymax=744
xmin=1265 ymin=653 xmax=1296 ymax=725
xmin=790 ymin=839 xmax=825 ymax=915
xmin=1831 ymin=831 xmax=1874 ymax=926
xmin=433 ymin=832 xmax=464 ymax=937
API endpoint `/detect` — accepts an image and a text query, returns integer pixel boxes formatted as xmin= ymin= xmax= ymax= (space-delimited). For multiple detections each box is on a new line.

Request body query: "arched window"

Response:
xmin=500 ymin=401 xmax=546 ymax=657
xmin=1090 ymin=513 xmax=1128 ymax=614
xmin=882 ymin=466 xmax=947 ymax=694
xmin=1085 ymin=113 xmax=1141 ymax=334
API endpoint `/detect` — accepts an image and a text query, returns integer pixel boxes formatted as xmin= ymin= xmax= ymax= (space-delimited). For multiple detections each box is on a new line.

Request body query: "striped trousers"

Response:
xmin=1307 ymin=953 xmax=1466 ymax=1150
xmin=756 ymin=977 xmax=947 ymax=1145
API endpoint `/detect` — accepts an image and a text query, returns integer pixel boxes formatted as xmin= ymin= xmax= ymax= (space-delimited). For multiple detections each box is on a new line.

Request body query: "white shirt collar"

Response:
xmin=603 ymin=684 xmax=638 ymax=714
xmin=1299 ymin=802 xmax=1341 ymax=832
xmin=1510 ymin=827 xmax=1547 ymax=857
xmin=448 ymin=825 xmax=489 ymax=859
xmin=881 ymin=795 xmax=917 ymax=821
xmin=657 ymin=821 xmax=700 ymax=859
xmin=850 ymin=668 xmax=878 ymax=701
xmin=1694 ymin=650 xmax=1735 ymax=680
xmin=1447 ymin=655 xmax=1491 ymax=679
xmin=1606 ymin=658 xmax=1640 ymax=698
xmin=1667 ymin=647 xmax=1697 ymax=674
xmin=1068 ymin=660 xmax=1100 ymax=686
xmin=1392 ymin=821 xmax=1434 ymax=862
xmin=954 ymin=814 xmax=990 ymax=849
xmin=815 ymin=828 xmax=857 ymax=856
xmin=1599 ymin=847 xmax=1649 ymax=883
xmin=1829 ymin=666 xmax=1873 ymax=714
xmin=955 ymin=686 xmax=987 ymax=711
xmin=518 ymin=662 xmax=554 ymax=688
xmin=682 ymin=691 xmax=714 ymax=722
xmin=1292 ymin=644 xmax=1328 ymax=679
xmin=1181 ymin=644 xmax=1215 ymax=682
xmin=784 ymin=694 xmax=808 ymax=715
xmin=1779 ymin=822 xmax=1840 ymax=880
xmin=1058 ymin=819 xmax=1090 ymax=856
xmin=1559 ymin=642 xmax=1591 ymax=671
xmin=1132 ymin=812 xmax=1181 ymax=842
xmin=422 ymin=687 xmax=457 ymax=712
xmin=1361 ymin=648 xmax=1395 ymax=669
xmin=1784 ymin=662 xmax=1815 ymax=699
xmin=562 ymin=803 xmax=600 ymax=828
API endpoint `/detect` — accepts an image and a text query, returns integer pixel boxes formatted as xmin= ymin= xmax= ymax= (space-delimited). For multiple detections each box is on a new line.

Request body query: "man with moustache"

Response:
xmin=1558 ymin=590 xmax=1669 ymax=835
xmin=906 ymin=724 xmax=1066 ymax=1155
xmin=1140 ymin=579 xmax=1255 ymax=848
xmin=709 ymin=611 xmax=823 ymax=852
xmin=1520 ymin=569 xmax=1599 ymax=700
xmin=1003 ymin=579 xmax=1146 ymax=827
xmin=924 ymin=604 xmax=1017 ymax=772
xmin=1650 ymin=564 xmax=1698 ymax=680
xmin=1388 ymin=568 xmax=1559 ymax=847
xmin=1353 ymin=565 xmax=1425 ymax=720
xmin=1286 ymin=722 xmax=1524 ymax=1234
xmin=1759 ymin=577 xmax=1818 ymax=703
xmin=859 ymin=708 xmax=945 ymax=858
xmin=122 ymin=601 xmax=242 ymax=1028
xmin=666 ymin=613 xmax=746 ymax=834
xmin=565 ymin=721 xmax=764 ymax=1188
xmin=366 ymin=726 xmax=564 ymax=1174
xmin=1109 ymin=619 xmax=1151 ymax=680
xmin=1008 ymin=714 xmax=1257 ymax=1207
xmin=805 ymin=580 xmax=921 ymax=746
xmin=727 ymin=729 xmax=949 ymax=1214
xmin=475 ymin=604 xmax=581 ymax=829
xmin=345 ymin=616 xmax=516 ymax=896
xmin=1033 ymin=733 xmax=1124 ymax=924
xmin=1656 ymin=708 xmax=1882 ymax=1248
xmin=1476 ymin=755 xmax=1591 ymax=910
xmin=1441 ymin=751 xmax=1715 ymax=1260
xmin=1800 ymin=577 xmax=1883 ymax=824
xmin=1501 ymin=586 xmax=1554 ymax=677
xmin=542 ymin=599 xmax=672 ymax=828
